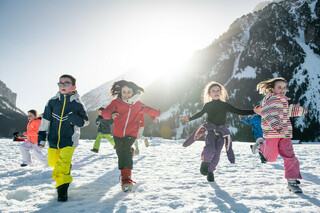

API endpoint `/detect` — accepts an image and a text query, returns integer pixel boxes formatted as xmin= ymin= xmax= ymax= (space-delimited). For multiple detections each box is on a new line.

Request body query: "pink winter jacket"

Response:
xmin=260 ymin=93 xmax=307 ymax=138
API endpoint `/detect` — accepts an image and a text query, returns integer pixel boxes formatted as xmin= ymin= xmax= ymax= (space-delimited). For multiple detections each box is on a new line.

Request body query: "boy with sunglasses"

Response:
xmin=38 ymin=74 xmax=89 ymax=202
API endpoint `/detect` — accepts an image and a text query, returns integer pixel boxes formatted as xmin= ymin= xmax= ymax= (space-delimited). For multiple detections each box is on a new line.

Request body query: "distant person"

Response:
xmin=181 ymin=81 xmax=259 ymax=182
xmin=20 ymin=109 xmax=47 ymax=167
xmin=38 ymin=74 xmax=89 ymax=202
xmin=91 ymin=107 xmax=115 ymax=153
xmin=101 ymin=80 xmax=160 ymax=192
xmin=13 ymin=131 xmax=25 ymax=142
xmin=255 ymin=77 xmax=307 ymax=193
xmin=133 ymin=114 xmax=157 ymax=155
xmin=239 ymin=114 xmax=267 ymax=163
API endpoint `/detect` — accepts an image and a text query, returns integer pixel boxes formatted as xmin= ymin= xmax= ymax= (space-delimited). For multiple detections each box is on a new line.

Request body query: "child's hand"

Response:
xmin=181 ymin=116 xmax=189 ymax=121
xmin=152 ymin=119 xmax=158 ymax=123
xmin=22 ymin=132 xmax=27 ymax=137
xmin=304 ymin=108 xmax=308 ymax=115
xmin=111 ymin=112 xmax=119 ymax=119
xmin=38 ymin=145 xmax=44 ymax=148
xmin=254 ymin=106 xmax=262 ymax=115
xmin=238 ymin=115 xmax=242 ymax=119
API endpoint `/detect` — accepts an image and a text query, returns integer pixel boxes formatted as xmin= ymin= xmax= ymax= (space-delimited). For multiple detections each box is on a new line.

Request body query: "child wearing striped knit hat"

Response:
xmin=255 ymin=77 xmax=307 ymax=193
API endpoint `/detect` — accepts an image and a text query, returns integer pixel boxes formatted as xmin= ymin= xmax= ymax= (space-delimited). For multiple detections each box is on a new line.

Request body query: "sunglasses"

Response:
xmin=57 ymin=82 xmax=72 ymax=87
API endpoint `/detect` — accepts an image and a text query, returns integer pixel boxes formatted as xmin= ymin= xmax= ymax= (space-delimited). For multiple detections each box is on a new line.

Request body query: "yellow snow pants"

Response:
xmin=47 ymin=146 xmax=76 ymax=188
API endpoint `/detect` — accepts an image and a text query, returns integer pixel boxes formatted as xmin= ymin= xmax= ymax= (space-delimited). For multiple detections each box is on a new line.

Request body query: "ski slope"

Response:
xmin=0 ymin=138 xmax=319 ymax=212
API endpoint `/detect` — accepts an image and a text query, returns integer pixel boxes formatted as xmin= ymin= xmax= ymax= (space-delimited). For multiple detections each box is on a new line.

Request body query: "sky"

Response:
xmin=0 ymin=0 xmax=269 ymax=114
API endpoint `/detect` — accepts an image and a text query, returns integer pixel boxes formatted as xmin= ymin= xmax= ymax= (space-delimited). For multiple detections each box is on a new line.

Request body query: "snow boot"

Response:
xmin=20 ymin=164 xmax=28 ymax=167
xmin=251 ymin=137 xmax=264 ymax=154
xmin=144 ymin=138 xmax=149 ymax=147
xmin=200 ymin=162 xmax=209 ymax=176
xmin=259 ymin=153 xmax=267 ymax=163
xmin=57 ymin=183 xmax=69 ymax=202
xmin=287 ymin=179 xmax=302 ymax=193
xmin=121 ymin=168 xmax=134 ymax=193
xmin=91 ymin=148 xmax=99 ymax=153
xmin=207 ymin=172 xmax=214 ymax=182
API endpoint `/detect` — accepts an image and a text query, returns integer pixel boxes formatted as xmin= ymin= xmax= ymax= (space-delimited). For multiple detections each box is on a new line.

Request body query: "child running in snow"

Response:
xmin=38 ymin=74 xmax=89 ymax=202
xmin=20 ymin=109 xmax=47 ymax=167
xmin=133 ymin=114 xmax=157 ymax=155
xmin=255 ymin=77 xmax=307 ymax=193
xmin=181 ymin=81 xmax=259 ymax=182
xmin=91 ymin=107 xmax=115 ymax=153
xmin=239 ymin=114 xmax=267 ymax=163
xmin=101 ymin=80 xmax=160 ymax=192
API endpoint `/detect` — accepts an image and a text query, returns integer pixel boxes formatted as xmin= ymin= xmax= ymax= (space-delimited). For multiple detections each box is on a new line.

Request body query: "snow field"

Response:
xmin=0 ymin=138 xmax=319 ymax=213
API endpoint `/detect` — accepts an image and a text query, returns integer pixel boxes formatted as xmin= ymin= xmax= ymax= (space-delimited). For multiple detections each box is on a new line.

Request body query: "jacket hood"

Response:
xmin=55 ymin=90 xmax=81 ymax=102
xmin=120 ymin=94 xmax=140 ymax=104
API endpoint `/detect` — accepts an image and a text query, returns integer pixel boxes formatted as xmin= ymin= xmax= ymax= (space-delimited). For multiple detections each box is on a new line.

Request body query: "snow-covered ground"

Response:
xmin=1 ymin=138 xmax=320 ymax=213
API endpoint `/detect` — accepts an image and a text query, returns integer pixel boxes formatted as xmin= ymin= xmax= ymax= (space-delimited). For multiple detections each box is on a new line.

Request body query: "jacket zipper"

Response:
xmin=57 ymin=95 xmax=67 ymax=149
xmin=123 ymin=104 xmax=132 ymax=137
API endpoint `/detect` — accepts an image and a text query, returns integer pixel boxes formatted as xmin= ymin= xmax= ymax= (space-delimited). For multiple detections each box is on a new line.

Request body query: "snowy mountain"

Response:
xmin=81 ymin=0 xmax=320 ymax=141
xmin=82 ymin=70 xmax=155 ymax=112
xmin=141 ymin=0 xmax=320 ymax=141
xmin=1 ymin=139 xmax=320 ymax=212
xmin=252 ymin=0 xmax=283 ymax=12
xmin=0 ymin=80 xmax=27 ymax=137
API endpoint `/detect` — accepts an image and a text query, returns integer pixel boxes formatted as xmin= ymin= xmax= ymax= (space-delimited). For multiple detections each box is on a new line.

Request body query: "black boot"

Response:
xmin=200 ymin=162 xmax=209 ymax=175
xmin=57 ymin=183 xmax=69 ymax=202
xmin=260 ymin=153 xmax=267 ymax=163
xmin=207 ymin=172 xmax=214 ymax=182
xmin=91 ymin=148 xmax=99 ymax=153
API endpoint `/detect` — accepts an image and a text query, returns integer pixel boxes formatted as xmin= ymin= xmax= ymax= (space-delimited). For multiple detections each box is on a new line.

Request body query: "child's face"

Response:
xmin=98 ymin=110 xmax=102 ymax=115
xmin=27 ymin=112 xmax=36 ymax=121
xmin=58 ymin=77 xmax=76 ymax=95
xmin=209 ymin=86 xmax=222 ymax=100
xmin=272 ymin=81 xmax=287 ymax=96
xmin=121 ymin=86 xmax=133 ymax=100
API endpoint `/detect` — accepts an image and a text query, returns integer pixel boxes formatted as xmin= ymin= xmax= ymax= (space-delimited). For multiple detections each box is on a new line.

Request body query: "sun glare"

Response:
xmin=129 ymin=29 xmax=196 ymax=83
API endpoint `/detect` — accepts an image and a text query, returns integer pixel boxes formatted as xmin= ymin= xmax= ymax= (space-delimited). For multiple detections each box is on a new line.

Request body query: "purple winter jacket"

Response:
xmin=183 ymin=121 xmax=235 ymax=172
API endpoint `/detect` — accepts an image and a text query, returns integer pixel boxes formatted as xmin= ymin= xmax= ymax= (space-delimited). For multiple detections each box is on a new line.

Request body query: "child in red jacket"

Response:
xmin=20 ymin=109 xmax=47 ymax=167
xmin=102 ymin=80 xmax=160 ymax=192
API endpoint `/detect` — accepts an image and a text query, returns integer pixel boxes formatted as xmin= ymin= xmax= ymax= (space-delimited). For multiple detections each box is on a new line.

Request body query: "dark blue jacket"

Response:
xmin=38 ymin=91 xmax=89 ymax=149
xmin=241 ymin=114 xmax=263 ymax=140
xmin=95 ymin=115 xmax=113 ymax=134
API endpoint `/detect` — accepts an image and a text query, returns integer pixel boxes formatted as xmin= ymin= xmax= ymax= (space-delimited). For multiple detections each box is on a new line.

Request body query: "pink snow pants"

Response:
xmin=259 ymin=138 xmax=302 ymax=179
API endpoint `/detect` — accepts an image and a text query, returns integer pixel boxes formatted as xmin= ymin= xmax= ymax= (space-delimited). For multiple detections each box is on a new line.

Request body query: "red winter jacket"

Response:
xmin=102 ymin=97 xmax=160 ymax=138
xmin=139 ymin=113 xmax=157 ymax=127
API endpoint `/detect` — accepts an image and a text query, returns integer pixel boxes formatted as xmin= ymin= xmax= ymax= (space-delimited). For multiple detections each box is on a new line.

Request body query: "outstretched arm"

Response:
xmin=187 ymin=105 xmax=207 ymax=122
xmin=140 ymin=105 xmax=161 ymax=118
xmin=225 ymin=102 xmax=255 ymax=115
xmin=289 ymin=104 xmax=308 ymax=117
xmin=240 ymin=116 xmax=253 ymax=125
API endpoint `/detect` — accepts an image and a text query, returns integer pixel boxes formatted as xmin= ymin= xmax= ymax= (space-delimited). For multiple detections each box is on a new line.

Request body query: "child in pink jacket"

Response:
xmin=255 ymin=77 xmax=307 ymax=193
